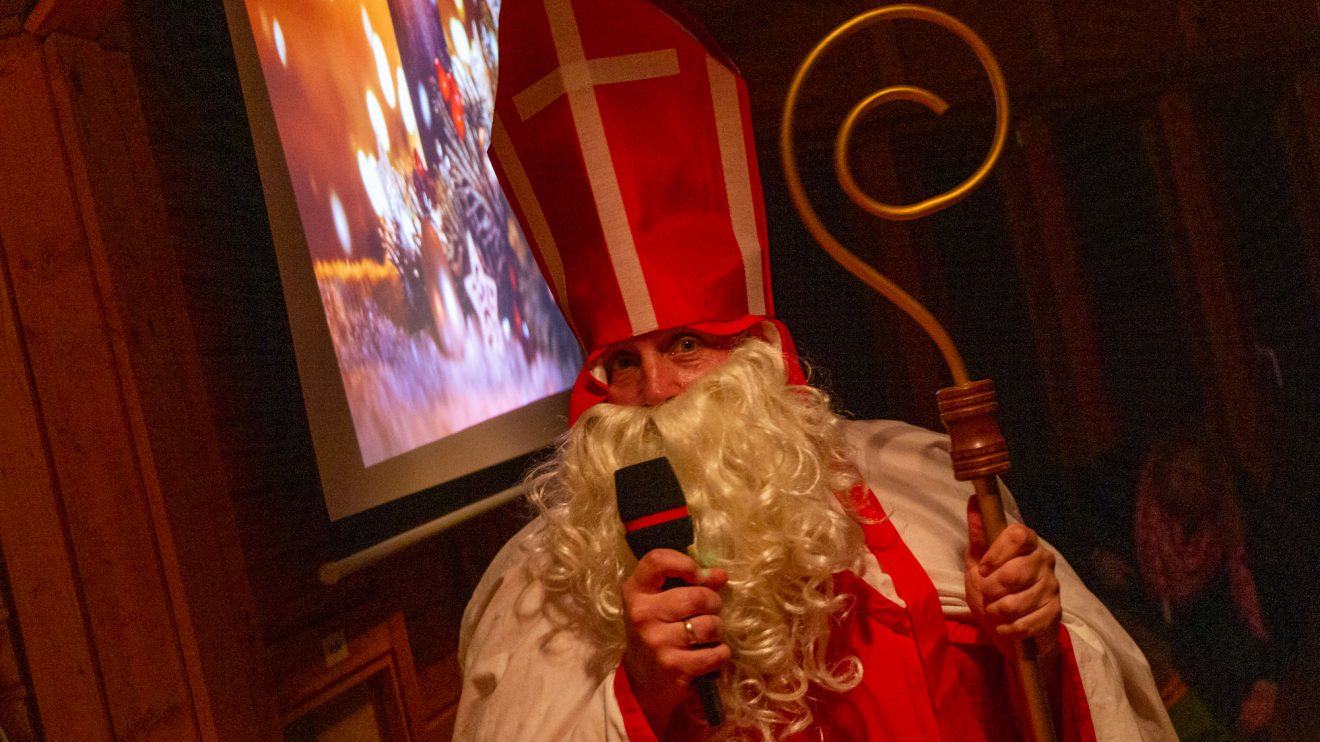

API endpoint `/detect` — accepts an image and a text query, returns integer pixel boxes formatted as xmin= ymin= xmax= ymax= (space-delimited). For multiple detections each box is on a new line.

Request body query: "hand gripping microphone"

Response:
xmin=615 ymin=457 xmax=724 ymax=728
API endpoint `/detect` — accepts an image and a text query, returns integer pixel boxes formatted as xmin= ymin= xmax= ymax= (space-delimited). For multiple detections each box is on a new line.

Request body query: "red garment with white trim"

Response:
xmin=612 ymin=491 xmax=1100 ymax=742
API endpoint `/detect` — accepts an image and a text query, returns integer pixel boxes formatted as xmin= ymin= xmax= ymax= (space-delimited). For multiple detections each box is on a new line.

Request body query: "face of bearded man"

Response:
xmin=525 ymin=337 xmax=869 ymax=738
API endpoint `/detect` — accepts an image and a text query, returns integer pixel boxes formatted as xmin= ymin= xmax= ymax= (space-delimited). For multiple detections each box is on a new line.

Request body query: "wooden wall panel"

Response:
xmin=696 ymin=1 xmax=866 ymax=124
xmin=0 ymin=31 xmax=200 ymax=740
xmin=0 ymin=278 xmax=111 ymax=742
xmin=1200 ymin=83 xmax=1320 ymax=426
xmin=1002 ymin=117 xmax=1117 ymax=466
xmin=120 ymin=0 xmax=335 ymax=643
xmin=829 ymin=23 xmax=942 ymax=429
xmin=0 ymin=42 xmax=114 ymax=735
xmin=1154 ymin=93 xmax=1268 ymax=481
xmin=1 ymin=15 xmax=273 ymax=737
xmin=1048 ymin=109 xmax=1201 ymax=451
xmin=83 ymin=34 xmax=272 ymax=739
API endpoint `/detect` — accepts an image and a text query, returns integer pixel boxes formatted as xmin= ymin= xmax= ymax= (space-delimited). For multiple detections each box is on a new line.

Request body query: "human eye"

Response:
xmin=605 ymin=351 xmax=639 ymax=380
xmin=669 ymin=334 xmax=703 ymax=356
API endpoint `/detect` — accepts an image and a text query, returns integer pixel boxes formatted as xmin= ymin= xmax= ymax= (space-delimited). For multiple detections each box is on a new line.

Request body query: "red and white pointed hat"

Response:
xmin=488 ymin=0 xmax=803 ymax=421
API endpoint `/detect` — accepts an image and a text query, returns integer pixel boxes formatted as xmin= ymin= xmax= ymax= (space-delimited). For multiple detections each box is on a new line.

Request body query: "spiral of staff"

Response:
xmin=778 ymin=3 xmax=1012 ymax=387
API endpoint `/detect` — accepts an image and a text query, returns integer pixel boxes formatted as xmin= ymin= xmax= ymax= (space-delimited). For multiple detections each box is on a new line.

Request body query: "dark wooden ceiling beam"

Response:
xmin=24 ymin=0 xmax=122 ymax=39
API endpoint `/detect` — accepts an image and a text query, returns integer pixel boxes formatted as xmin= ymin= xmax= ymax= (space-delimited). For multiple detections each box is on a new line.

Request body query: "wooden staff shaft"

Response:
xmin=973 ymin=476 xmax=1057 ymax=742
xmin=940 ymin=381 xmax=1057 ymax=742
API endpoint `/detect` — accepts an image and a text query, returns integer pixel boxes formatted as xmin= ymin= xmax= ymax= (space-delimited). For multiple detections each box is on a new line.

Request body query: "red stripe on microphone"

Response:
xmin=624 ymin=505 xmax=689 ymax=533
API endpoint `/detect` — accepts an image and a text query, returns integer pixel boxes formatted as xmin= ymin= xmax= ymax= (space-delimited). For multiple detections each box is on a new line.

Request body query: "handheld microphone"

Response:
xmin=615 ymin=457 xmax=723 ymax=728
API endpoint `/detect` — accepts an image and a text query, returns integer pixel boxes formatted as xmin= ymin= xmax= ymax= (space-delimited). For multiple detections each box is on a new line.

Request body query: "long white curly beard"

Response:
xmin=525 ymin=339 xmax=869 ymax=740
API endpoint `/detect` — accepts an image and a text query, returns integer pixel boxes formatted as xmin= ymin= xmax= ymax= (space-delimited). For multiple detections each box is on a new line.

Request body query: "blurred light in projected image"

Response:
xmin=245 ymin=0 xmax=581 ymax=467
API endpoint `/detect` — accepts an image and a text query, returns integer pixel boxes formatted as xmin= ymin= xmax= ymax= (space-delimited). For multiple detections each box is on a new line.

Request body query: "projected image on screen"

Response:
xmin=243 ymin=0 xmax=580 ymax=467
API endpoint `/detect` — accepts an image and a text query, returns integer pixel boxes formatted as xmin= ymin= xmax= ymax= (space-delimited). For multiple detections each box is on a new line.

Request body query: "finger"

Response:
xmin=652 ymin=585 xmax=723 ymax=623
xmin=978 ymin=524 xmax=1039 ymax=576
xmin=627 ymin=584 xmax=722 ymax=627
xmin=983 ymin=576 xmax=1056 ymax=624
xmin=994 ymin=599 xmax=1061 ymax=640
xmin=630 ymin=548 xmax=701 ymax=591
xmin=700 ymin=566 xmax=729 ymax=591
xmin=657 ymin=643 xmax=732 ymax=681
xmin=674 ymin=614 xmax=723 ymax=647
xmin=979 ymin=551 xmax=1057 ymax=602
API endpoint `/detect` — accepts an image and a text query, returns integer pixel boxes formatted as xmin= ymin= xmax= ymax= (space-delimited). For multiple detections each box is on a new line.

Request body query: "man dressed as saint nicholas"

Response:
xmin=456 ymin=0 xmax=1176 ymax=739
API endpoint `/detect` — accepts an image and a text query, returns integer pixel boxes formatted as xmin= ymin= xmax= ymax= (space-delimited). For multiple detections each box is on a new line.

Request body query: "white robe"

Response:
xmin=454 ymin=420 xmax=1176 ymax=741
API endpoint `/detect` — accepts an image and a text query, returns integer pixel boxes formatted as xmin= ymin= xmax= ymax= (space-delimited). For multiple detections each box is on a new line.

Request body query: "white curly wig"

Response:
xmin=523 ymin=338 xmax=869 ymax=740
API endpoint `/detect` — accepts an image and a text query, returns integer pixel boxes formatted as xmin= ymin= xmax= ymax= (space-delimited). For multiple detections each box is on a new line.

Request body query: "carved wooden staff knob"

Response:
xmin=937 ymin=379 xmax=1010 ymax=481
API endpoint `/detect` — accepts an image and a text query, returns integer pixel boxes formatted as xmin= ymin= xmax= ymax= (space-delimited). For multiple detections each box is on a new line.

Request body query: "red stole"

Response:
xmin=621 ymin=491 xmax=1099 ymax=741
xmin=814 ymin=509 xmax=1004 ymax=741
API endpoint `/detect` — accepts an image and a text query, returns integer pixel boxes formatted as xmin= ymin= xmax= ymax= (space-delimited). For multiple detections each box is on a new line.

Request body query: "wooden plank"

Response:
xmin=41 ymin=30 xmax=274 ymax=740
xmin=100 ymin=46 xmax=276 ymax=742
xmin=0 ymin=30 xmax=201 ymax=741
xmin=388 ymin=611 xmax=426 ymax=741
xmin=1154 ymin=92 xmax=1267 ymax=481
xmin=24 ymin=0 xmax=122 ymax=39
xmin=1001 ymin=117 xmax=1117 ymax=465
xmin=0 ymin=33 xmax=115 ymax=742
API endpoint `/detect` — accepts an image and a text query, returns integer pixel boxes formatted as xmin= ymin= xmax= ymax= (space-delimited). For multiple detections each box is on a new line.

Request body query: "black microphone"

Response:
xmin=615 ymin=457 xmax=723 ymax=728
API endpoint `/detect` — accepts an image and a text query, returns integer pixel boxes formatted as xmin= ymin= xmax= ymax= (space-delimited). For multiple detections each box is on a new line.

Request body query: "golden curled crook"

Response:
xmin=779 ymin=4 xmax=1012 ymax=385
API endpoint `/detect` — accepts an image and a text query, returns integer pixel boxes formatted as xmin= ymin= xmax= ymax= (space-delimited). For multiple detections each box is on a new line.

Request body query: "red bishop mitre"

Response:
xmin=488 ymin=0 xmax=805 ymax=421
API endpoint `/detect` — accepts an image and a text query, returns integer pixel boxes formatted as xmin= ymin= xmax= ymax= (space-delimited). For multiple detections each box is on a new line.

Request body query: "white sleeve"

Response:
xmin=1053 ymin=550 xmax=1176 ymax=742
xmin=844 ymin=419 xmax=1177 ymax=742
xmin=453 ymin=521 xmax=634 ymax=741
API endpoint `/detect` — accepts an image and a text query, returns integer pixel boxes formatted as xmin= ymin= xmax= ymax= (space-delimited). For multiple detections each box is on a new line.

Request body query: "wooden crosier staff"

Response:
xmin=779 ymin=6 xmax=1058 ymax=742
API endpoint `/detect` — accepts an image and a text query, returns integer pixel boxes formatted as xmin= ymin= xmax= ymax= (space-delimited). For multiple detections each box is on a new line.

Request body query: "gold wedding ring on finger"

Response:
xmin=683 ymin=618 xmax=698 ymax=647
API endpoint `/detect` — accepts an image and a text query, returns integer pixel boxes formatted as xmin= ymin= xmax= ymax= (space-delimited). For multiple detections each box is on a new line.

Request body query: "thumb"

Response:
xmin=966 ymin=495 xmax=988 ymax=563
